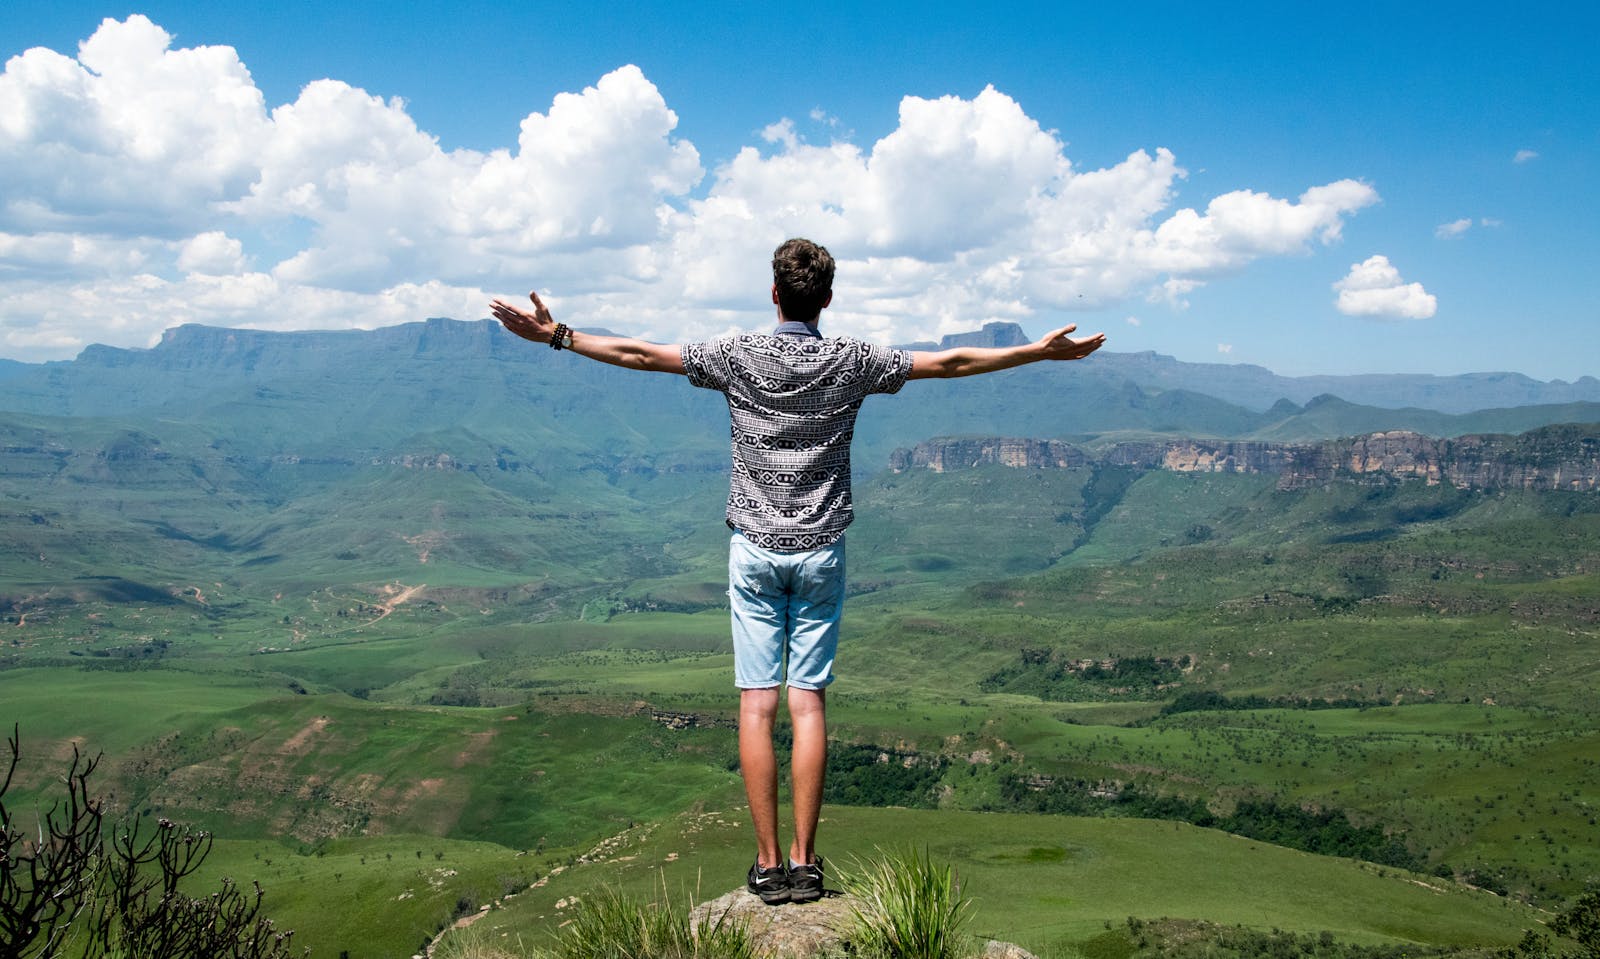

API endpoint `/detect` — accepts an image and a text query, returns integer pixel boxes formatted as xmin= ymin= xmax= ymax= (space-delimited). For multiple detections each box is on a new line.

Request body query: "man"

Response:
xmin=490 ymin=238 xmax=1104 ymax=905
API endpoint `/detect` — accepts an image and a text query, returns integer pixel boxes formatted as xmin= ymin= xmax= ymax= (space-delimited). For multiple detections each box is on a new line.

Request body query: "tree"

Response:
xmin=1554 ymin=892 xmax=1600 ymax=959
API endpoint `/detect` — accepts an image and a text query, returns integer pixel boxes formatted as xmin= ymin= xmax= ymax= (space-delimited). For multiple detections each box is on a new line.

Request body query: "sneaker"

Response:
xmin=747 ymin=861 xmax=790 ymax=904
xmin=787 ymin=856 xmax=824 ymax=903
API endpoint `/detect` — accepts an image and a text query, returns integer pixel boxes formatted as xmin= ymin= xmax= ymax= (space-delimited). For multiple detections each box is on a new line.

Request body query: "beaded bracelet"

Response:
xmin=549 ymin=323 xmax=570 ymax=351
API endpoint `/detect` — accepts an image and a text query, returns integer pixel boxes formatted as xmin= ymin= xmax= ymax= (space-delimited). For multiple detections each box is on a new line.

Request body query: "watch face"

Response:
xmin=560 ymin=334 xmax=573 ymax=348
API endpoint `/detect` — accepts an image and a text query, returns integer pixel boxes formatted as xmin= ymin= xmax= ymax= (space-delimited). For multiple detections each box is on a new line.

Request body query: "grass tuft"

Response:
xmin=431 ymin=925 xmax=525 ymax=959
xmin=544 ymin=883 xmax=755 ymax=959
xmin=841 ymin=846 xmax=974 ymax=959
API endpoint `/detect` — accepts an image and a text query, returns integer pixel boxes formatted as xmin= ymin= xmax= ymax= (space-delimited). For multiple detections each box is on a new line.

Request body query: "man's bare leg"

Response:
xmin=787 ymin=686 xmax=826 ymax=865
xmin=740 ymin=687 xmax=783 ymax=868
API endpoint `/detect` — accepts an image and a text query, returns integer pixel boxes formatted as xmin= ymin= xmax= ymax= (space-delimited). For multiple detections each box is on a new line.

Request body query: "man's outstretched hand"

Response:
xmin=1037 ymin=323 xmax=1106 ymax=361
xmin=490 ymin=291 xmax=555 ymax=344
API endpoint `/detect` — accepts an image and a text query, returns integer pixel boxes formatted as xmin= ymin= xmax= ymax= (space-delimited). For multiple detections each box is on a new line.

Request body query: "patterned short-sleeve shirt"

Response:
xmin=681 ymin=324 xmax=912 ymax=551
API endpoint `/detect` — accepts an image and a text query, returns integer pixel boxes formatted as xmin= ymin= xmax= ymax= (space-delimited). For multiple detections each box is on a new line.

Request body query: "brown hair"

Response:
xmin=771 ymin=238 xmax=834 ymax=323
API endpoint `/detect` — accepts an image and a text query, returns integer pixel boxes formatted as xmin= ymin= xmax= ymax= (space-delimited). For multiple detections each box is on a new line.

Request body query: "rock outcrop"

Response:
xmin=891 ymin=424 xmax=1600 ymax=492
xmin=689 ymin=889 xmax=1039 ymax=959
xmin=690 ymin=889 xmax=855 ymax=958
xmin=889 ymin=437 xmax=1091 ymax=473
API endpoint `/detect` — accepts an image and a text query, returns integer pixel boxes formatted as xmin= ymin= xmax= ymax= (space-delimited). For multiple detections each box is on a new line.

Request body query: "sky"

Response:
xmin=1 ymin=1 xmax=1595 ymax=379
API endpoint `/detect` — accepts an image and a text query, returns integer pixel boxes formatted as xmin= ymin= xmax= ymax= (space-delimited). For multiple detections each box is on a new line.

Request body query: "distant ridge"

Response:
xmin=905 ymin=322 xmax=1600 ymax=414
xmin=898 ymin=320 xmax=1034 ymax=351
xmin=0 ymin=358 xmax=35 ymax=383
xmin=1 ymin=319 xmax=1596 ymax=436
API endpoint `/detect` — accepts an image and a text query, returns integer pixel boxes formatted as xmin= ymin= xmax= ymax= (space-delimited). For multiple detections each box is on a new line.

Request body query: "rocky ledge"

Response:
xmin=690 ymin=888 xmax=1037 ymax=959
xmin=890 ymin=423 xmax=1600 ymax=492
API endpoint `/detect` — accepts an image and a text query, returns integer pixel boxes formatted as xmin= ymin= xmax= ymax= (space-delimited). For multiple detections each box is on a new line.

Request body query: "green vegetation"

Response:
xmin=841 ymin=847 xmax=974 ymax=959
xmin=446 ymin=805 xmax=1541 ymax=955
xmin=0 ymin=728 xmax=301 ymax=958
xmin=3 ymin=323 xmax=1598 ymax=955
xmin=537 ymin=885 xmax=754 ymax=959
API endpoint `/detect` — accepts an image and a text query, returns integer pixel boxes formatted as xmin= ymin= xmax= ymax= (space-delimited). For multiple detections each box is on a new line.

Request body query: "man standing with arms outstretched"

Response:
xmin=490 ymin=238 xmax=1105 ymax=905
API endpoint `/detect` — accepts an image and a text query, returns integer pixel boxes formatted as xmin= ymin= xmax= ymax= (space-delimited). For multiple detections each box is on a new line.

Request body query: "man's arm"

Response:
xmin=490 ymin=291 xmax=686 ymax=375
xmin=908 ymin=323 xmax=1106 ymax=380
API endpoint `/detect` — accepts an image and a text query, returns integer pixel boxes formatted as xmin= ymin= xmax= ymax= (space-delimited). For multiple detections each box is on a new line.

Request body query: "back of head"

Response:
xmin=772 ymin=238 xmax=835 ymax=324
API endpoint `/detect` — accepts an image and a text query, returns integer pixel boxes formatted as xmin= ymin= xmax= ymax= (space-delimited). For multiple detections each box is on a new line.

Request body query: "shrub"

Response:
xmin=0 ymin=725 xmax=302 ymax=958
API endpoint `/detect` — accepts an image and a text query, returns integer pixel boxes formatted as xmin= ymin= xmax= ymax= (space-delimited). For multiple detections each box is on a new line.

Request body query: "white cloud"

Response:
xmin=0 ymin=270 xmax=492 ymax=358
xmin=1436 ymin=216 xmax=1502 ymax=239
xmin=177 ymin=231 xmax=246 ymax=275
xmin=1333 ymin=255 xmax=1437 ymax=320
xmin=0 ymin=16 xmax=1386 ymax=361
xmin=1149 ymin=277 xmax=1203 ymax=309
xmin=0 ymin=230 xmax=161 ymax=278
xmin=1513 ymin=149 xmax=1539 ymax=164
xmin=233 ymin=65 xmax=702 ymax=292
xmin=0 ymin=15 xmax=269 ymax=234
xmin=1217 ymin=343 xmax=1232 ymax=354
xmin=761 ymin=119 xmax=800 ymax=151
xmin=1124 ymin=315 xmax=1142 ymax=327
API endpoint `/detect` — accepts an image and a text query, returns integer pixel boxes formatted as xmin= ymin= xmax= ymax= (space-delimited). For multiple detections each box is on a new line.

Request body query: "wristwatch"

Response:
xmin=550 ymin=323 xmax=573 ymax=351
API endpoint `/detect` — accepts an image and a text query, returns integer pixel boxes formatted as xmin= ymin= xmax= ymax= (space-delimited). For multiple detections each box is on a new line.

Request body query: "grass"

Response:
xmin=0 ymin=674 xmax=742 ymax=848
xmin=6 ymin=438 xmax=1600 ymax=954
xmin=473 ymin=805 xmax=1539 ymax=955
xmin=189 ymin=835 xmax=558 ymax=959
xmin=428 ymin=875 xmax=758 ymax=959
xmin=539 ymin=884 xmax=755 ymax=959
xmin=841 ymin=847 xmax=975 ymax=959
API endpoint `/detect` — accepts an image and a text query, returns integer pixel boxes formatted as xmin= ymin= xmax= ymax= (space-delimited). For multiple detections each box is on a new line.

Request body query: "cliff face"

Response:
xmin=888 ymin=437 xmax=1091 ymax=472
xmin=891 ymin=425 xmax=1600 ymax=492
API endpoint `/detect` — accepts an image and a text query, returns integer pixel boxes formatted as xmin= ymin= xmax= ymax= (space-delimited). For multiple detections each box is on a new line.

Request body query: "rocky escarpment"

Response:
xmin=890 ymin=423 xmax=1600 ymax=491
xmin=889 ymin=437 xmax=1092 ymax=473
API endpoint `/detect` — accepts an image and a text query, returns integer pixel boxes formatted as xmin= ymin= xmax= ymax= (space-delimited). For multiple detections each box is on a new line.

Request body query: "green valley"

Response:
xmin=2 ymin=320 xmax=1596 ymax=958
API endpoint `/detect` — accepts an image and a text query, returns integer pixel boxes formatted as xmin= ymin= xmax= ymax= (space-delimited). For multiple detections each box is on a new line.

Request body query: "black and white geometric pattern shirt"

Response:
xmin=682 ymin=323 xmax=912 ymax=551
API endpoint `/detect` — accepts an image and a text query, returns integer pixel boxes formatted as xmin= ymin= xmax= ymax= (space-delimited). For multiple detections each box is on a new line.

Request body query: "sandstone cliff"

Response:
xmin=890 ymin=423 xmax=1600 ymax=492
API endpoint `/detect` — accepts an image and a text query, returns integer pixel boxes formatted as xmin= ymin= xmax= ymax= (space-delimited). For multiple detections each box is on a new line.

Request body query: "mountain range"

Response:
xmin=2 ymin=319 xmax=1598 ymax=460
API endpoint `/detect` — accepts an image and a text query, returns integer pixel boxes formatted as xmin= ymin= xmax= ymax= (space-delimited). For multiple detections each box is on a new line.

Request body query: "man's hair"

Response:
xmin=771 ymin=238 xmax=835 ymax=323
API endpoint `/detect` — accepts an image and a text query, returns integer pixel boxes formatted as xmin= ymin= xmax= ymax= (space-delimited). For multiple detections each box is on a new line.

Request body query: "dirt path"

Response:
xmin=323 ymin=582 xmax=427 ymax=635
xmin=370 ymin=583 xmax=425 ymax=624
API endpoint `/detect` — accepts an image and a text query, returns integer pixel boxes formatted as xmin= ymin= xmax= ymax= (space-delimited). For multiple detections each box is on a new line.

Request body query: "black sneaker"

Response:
xmin=787 ymin=856 xmax=824 ymax=903
xmin=747 ymin=861 xmax=790 ymax=904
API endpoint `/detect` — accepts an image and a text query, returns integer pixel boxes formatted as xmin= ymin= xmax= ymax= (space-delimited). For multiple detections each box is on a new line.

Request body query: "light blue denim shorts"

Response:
xmin=728 ymin=531 xmax=846 ymax=690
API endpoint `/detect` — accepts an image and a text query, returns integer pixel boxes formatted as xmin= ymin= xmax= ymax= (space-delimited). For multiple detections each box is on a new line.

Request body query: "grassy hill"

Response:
xmin=440 ymin=806 xmax=1540 ymax=956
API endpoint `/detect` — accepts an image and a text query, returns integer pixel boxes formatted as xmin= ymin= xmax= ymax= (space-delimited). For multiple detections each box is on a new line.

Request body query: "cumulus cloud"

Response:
xmin=1333 ymin=255 xmax=1437 ymax=320
xmin=0 ymin=15 xmax=268 ymax=234
xmin=0 ymin=270 xmax=493 ymax=357
xmin=1 ymin=16 xmax=1384 ymax=360
xmin=177 ymin=231 xmax=246 ymax=275
xmin=232 ymin=65 xmax=702 ymax=292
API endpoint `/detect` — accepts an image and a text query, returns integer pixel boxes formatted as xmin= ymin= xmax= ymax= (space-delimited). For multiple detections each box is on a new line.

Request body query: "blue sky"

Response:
xmin=1 ymin=1 xmax=1595 ymax=380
